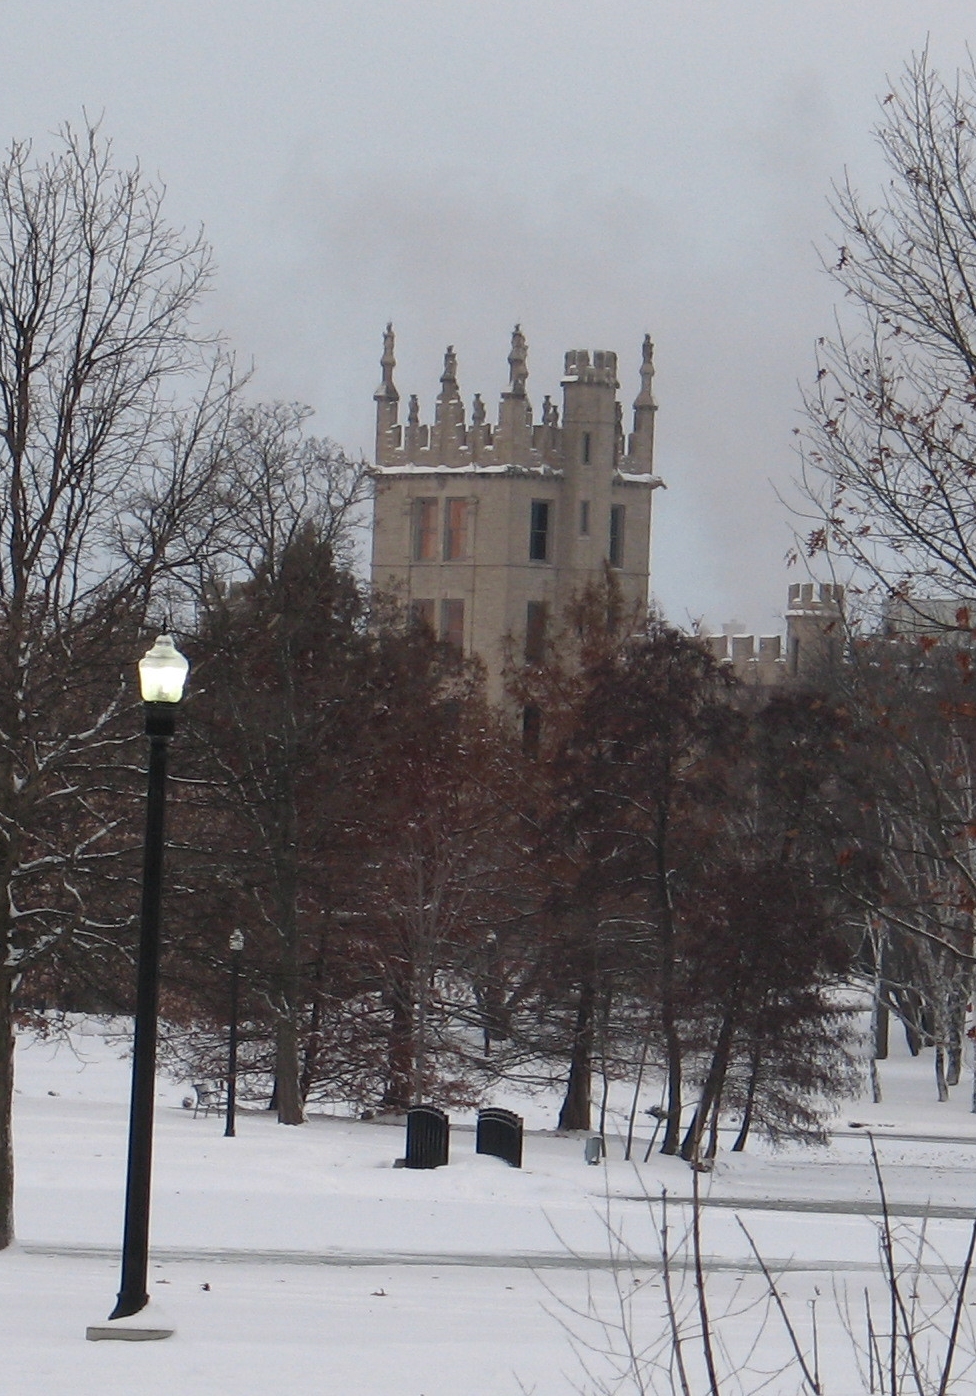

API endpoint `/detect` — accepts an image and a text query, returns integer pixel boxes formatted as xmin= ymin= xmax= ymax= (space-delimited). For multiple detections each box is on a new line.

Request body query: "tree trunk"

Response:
xmin=893 ymin=984 xmax=924 ymax=1054
xmin=705 ymin=1090 xmax=723 ymax=1160
xmin=731 ymin=1046 xmax=761 ymax=1153
xmin=274 ymin=1015 xmax=305 ymax=1125
xmin=273 ymin=939 xmax=306 ymax=1125
xmin=624 ymin=1022 xmax=652 ymax=1162
xmin=947 ymin=981 xmax=966 ymax=1087
xmin=273 ymin=644 xmax=306 ymax=1127
xmin=0 ymin=974 xmax=13 ymax=1249
xmin=869 ymin=1056 xmax=883 ymax=1106
xmin=477 ymin=970 xmax=510 ymax=1057
xmin=411 ymin=957 xmax=431 ymax=1105
xmin=935 ymin=1045 xmax=949 ymax=1103
xmin=558 ymin=978 xmax=594 ymax=1131
xmin=299 ymin=935 xmax=327 ymax=1102
xmin=873 ymin=989 xmax=889 ymax=1061
xmin=596 ymin=983 xmax=611 ymax=1150
xmin=932 ymin=985 xmax=951 ymax=1103
xmin=597 ymin=1062 xmax=610 ymax=1151
xmin=299 ymin=996 xmax=322 ymax=1104
xmin=870 ymin=981 xmax=886 ymax=1102
xmin=657 ymin=818 xmax=683 ymax=1155
xmin=382 ymin=986 xmax=413 ymax=1111
xmin=681 ymin=1005 xmax=736 ymax=1162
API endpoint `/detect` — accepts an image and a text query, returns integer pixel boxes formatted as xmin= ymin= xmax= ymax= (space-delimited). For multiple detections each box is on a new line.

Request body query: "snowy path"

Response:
xmin=17 ymin=1239 xmax=945 ymax=1274
xmin=621 ymin=1192 xmax=976 ymax=1218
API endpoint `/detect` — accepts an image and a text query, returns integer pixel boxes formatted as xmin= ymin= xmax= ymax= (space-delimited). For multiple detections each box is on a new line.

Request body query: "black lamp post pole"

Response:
xmin=109 ymin=701 xmax=175 ymax=1321
xmin=224 ymin=932 xmax=243 ymax=1138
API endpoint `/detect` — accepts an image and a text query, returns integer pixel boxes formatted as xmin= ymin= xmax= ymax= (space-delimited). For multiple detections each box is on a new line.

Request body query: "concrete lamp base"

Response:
xmin=86 ymin=1300 xmax=174 ymax=1342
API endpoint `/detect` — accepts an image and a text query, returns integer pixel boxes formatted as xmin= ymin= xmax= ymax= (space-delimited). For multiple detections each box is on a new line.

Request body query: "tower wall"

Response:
xmin=370 ymin=327 xmax=664 ymax=701
xmin=704 ymin=583 xmax=846 ymax=687
xmin=786 ymin=582 xmax=845 ymax=679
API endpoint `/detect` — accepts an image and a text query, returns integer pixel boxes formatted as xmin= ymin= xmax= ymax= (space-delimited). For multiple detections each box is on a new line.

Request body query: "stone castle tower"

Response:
xmin=370 ymin=325 xmax=664 ymax=698
xmin=704 ymin=582 xmax=846 ymax=685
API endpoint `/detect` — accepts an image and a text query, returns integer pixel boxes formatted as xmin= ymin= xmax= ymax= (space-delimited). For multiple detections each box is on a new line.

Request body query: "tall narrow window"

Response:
xmin=522 ymin=703 xmax=541 ymax=758
xmin=525 ymin=600 xmax=547 ymax=663
xmin=788 ymin=634 xmax=800 ymax=677
xmin=529 ymin=500 xmax=551 ymax=562
xmin=443 ymin=498 xmax=469 ymax=560
xmin=412 ymin=498 xmax=438 ymax=561
xmin=579 ymin=499 xmax=590 ymax=536
xmin=609 ymin=504 xmax=625 ymax=568
xmin=582 ymin=432 xmax=591 ymax=464
xmin=440 ymin=598 xmax=464 ymax=652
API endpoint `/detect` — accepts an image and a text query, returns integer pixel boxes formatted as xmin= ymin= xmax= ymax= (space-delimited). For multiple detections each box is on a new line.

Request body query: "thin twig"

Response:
xmin=660 ymin=1190 xmax=693 ymax=1396
xmin=865 ymin=1289 xmax=878 ymax=1396
xmin=937 ymin=1213 xmax=976 ymax=1396
xmin=868 ymin=1133 xmax=926 ymax=1396
xmin=735 ymin=1217 xmax=821 ymax=1394
xmin=691 ymin=1161 xmax=722 ymax=1395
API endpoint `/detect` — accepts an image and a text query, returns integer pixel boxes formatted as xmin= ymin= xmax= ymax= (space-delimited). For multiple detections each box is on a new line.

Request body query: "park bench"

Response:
xmin=190 ymin=1081 xmax=224 ymax=1118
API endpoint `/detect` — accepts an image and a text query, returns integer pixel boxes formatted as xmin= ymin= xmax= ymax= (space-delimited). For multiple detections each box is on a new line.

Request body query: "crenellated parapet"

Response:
xmin=705 ymin=631 xmax=786 ymax=686
xmin=786 ymin=581 xmax=845 ymax=616
xmin=706 ymin=584 xmax=846 ymax=686
xmin=372 ymin=325 xmax=663 ymax=484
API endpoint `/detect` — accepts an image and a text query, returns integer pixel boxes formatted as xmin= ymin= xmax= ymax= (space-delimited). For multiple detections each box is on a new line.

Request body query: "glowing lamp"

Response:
xmin=138 ymin=635 xmax=189 ymax=705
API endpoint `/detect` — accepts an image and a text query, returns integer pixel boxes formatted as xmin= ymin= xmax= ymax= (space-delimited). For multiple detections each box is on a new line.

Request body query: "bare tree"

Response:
xmin=800 ymin=51 xmax=976 ymax=617
xmin=0 ymin=124 xmax=238 ymax=1249
xmin=361 ymin=650 xmax=507 ymax=1111
xmin=186 ymin=403 xmax=370 ymax=1125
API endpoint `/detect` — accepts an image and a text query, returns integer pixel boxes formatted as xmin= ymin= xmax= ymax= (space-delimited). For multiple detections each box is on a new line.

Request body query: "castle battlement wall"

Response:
xmin=705 ymin=632 xmax=786 ymax=685
xmin=372 ymin=326 xmax=662 ymax=482
xmin=707 ymin=583 xmax=845 ymax=686
xmin=786 ymin=581 xmax=845 ymax=614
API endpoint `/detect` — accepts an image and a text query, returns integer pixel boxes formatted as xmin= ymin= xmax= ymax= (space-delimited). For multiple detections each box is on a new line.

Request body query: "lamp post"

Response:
xmin=88 ymin=635 xmax=188 ymax=1342
xmin=224 ymin=930 xmax=244 ymax=1138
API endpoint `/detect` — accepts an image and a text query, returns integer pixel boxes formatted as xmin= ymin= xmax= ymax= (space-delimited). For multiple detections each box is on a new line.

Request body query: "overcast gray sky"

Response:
xmin=1 ymin=1 xmax=974 ymax=634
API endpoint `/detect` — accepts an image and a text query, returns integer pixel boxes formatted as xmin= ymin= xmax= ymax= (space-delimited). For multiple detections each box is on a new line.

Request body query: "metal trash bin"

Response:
xmin=584 ymin=1135 xmax=603 ymax=1165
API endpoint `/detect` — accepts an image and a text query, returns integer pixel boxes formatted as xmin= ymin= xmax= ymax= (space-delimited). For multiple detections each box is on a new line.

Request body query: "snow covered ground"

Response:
xmin=5 ymin=1020 xmax=976 ymax=1394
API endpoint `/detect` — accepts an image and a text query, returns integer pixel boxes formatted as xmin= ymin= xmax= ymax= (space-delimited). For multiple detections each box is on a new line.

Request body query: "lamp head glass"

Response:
xmin=138 ymin=635 xmax=190 ymax=704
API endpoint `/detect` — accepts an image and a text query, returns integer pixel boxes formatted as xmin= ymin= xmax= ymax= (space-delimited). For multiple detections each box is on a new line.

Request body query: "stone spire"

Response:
xmin=432 ymin=344 xmax=466 ymax=462
xmin=375 ymin=322 xmax=398 ymax=402
xmin=628 ymin=334 xmax=657 ymax=468
xmin=469 ymin=392 xmax=489 ymax=462
xmin=633 ymin=334 xmax=656 ymax=416
xmin=507 ymin=323 xmax=528 ymax=397
xmin=373 ymin=323 xmax=400 ymax=463
xmin=404 ymin=393 xmax=424 ymax=455
xmin=496 ymin=325 xmax=533 ymax=459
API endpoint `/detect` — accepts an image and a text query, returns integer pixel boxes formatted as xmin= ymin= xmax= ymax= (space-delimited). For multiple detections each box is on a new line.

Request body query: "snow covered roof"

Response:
xmin=614 ymin=470 xmax=666 ymax=488
xmin=371 ymin=461 xmax=565 ymax=479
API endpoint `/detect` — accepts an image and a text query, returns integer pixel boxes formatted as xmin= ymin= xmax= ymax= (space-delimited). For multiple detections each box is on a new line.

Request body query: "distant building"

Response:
xmin=369 ymin=325 xmax=664 ymax=700
xmin=881 ymin=596 xmax=976 ymax=640
xmin=705 ymin=583 xmax=846 ymax=686
xmin=703 ymin=583 xmax=976 ymax=691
